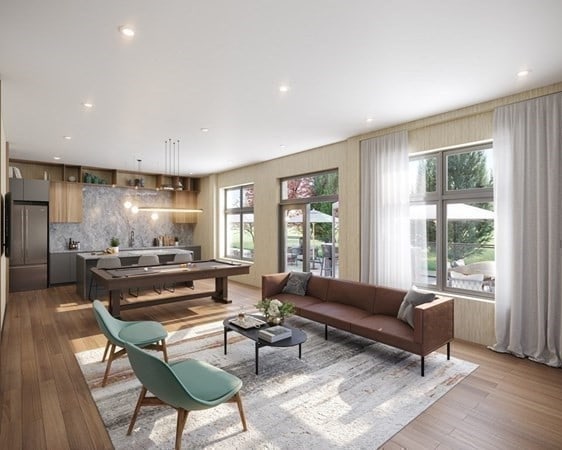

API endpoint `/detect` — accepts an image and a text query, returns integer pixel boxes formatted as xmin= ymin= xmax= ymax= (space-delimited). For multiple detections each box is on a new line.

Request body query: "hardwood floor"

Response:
xmin=1 ymin=282 xmax=561 ymax=449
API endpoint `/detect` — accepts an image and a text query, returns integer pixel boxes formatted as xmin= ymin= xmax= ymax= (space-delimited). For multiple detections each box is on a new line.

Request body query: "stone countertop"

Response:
xmin=75 ymin=247 xmax=194 ymax=260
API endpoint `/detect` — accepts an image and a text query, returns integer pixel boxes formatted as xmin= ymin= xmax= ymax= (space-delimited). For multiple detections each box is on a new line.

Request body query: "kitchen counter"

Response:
xmin=75 ymin=245 xmax=201 ymax=299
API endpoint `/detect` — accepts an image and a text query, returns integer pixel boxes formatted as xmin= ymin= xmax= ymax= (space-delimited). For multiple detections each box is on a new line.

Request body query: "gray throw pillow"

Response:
xmin=282 ymin=272 xmax=312 ymax=296
xmin=397 ymin=288 xmax=435 ymax=327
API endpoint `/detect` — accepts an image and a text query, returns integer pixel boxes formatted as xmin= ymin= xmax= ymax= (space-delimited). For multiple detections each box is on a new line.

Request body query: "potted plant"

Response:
xmin=110 ymin=237 xmax=120 ymax=254
xmin=255 ymin=298 xmax=295 ymax=325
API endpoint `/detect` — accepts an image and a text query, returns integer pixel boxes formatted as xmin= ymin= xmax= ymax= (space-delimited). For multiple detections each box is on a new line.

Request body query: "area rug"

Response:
xmin=76 ymin=317 xmax=477 ymax=449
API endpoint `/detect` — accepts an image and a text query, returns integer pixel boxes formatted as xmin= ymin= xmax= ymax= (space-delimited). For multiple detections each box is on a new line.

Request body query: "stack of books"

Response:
xmin=258 ymin=325 xmax=292 ymax=343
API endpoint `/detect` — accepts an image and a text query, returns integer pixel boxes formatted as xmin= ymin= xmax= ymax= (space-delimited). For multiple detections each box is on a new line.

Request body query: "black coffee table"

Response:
xmin=223 ymin=315 xmax=307 ymax=374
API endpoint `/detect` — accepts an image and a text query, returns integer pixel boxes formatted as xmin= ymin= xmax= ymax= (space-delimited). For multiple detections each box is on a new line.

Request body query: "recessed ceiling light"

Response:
xmin=53 ymin=156 xmax=61 ymax=160
xmin=517 ymin=69 xmax=531 ymax=77
xmin=279 ymin=85 xmax=290 ymax=93
xmin=280 ymin=144 xmax=286 ymax=149
xmin=366 ymin=117 xmax=374 ymax=123
xmin=83 ymin=102 xmax=94 ymax=108
xmin=63 ymin=136 xmax=72 ymax=140
xmin=119 ymin=25 xmax=135 ymax=37
xmin=200 ymin=127 xmax=209 ymax=133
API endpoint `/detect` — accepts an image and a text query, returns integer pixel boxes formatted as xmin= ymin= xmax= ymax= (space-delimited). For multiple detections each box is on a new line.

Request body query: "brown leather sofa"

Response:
xmin=262 ymin=273 xmax=454 ymax=376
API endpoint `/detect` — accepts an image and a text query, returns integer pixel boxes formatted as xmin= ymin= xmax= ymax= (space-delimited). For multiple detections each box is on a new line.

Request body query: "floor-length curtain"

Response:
xmin=492 ymin=92 xmax=562 ymax=367
xmin=360 ymin=131 xmax=411 ymax=289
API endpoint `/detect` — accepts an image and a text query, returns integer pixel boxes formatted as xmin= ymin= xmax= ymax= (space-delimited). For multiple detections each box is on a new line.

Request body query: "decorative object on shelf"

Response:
xmin=109 ymin=237 xmax=120 ymax=254
xmin=83 ymin=172 xmax=92 ymax=183
xmin=255 ymin=298 xmax=295 ymax=325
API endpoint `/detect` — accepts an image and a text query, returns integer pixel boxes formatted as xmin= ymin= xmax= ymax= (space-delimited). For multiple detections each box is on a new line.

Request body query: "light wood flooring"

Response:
xmin=1 ymin=282 xmax=561 ymax=449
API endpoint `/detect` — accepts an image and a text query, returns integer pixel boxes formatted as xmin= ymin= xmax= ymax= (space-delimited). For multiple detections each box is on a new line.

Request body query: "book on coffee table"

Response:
xmin=258 ymin=325 xmax=292 ymax=343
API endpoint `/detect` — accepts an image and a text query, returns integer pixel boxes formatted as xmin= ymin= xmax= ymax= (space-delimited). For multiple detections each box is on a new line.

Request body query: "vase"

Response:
xmin=267 ymin=316 xmax=283 ymax=326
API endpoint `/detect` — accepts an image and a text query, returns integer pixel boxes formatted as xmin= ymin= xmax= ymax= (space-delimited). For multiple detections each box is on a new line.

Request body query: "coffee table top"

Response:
xmin=224 ymin=315 xmax=307 ymax=347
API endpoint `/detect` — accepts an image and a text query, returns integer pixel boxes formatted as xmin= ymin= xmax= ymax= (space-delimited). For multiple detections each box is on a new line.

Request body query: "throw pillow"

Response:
xmin=282 ymin=271 xmax=312 ymax=296
xmin=397 ymin=287 xmax=435 ymax=328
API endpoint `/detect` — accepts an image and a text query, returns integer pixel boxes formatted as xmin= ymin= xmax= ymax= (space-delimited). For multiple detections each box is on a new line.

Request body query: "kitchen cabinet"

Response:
xmin=49 ymin=181 xmax=83 ymax=222
xmin=49 ymin=252 xmax=77 ymax=284
xmin=173 ymin=191 xmax=199 ymax=224
xmin=9 ymin=178 xmax=50 ymax=202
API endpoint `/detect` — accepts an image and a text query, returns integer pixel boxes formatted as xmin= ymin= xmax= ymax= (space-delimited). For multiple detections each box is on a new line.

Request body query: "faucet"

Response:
xmin=129 ymin=229 xmax=135 ymax=248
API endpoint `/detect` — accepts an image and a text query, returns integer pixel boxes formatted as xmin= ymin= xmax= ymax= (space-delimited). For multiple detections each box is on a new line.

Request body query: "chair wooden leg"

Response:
xmin=161 ymin=339 xmax=169 ymax=362
xmin=102 ymin=340 xmax=111 ymax=362
xmin=234 ymin=392 xmax=248 ymax=431
xmin=127 ymin=387 xmax=147 ymax=435
xmin=102 ymin=343 xmax=116 ymax=387
xmin=175 ymin=408 xmax=189 ymax=450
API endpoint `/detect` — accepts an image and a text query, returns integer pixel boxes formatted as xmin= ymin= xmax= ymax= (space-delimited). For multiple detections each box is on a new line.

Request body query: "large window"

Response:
xmin=280 ymin=170 xmax=339 ymax=276
xmin=410 ymin=143 xmax=495 ymax=296
xmin=224 ymin=184 xmax=254 ymax=261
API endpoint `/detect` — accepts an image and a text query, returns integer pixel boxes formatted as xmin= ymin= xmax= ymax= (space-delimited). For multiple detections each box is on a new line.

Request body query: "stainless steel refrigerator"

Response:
xmin=9 ymin=203 xmax=49 ymax=292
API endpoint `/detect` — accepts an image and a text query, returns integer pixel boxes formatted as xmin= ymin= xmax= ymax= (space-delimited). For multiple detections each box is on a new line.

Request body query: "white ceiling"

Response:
xmin=1 ymin=1 xmax=562 ymax=176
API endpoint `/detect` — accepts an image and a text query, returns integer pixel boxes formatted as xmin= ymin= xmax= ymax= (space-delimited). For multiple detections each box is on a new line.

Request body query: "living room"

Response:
xmin=1 ymin=1 xmax=562 ymax=448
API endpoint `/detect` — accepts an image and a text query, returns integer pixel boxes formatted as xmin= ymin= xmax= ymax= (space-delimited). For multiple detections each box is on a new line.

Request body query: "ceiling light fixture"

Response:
xmin=200 ymin=127 xmax=209 ymax=133
xmin=279 ymin=85 xmax=290 ymax=93
xmin=63 ymin=136 xmax=72 ymax=140
xmin=119 ymin=25 xmax=135 ymax=37
xmin=517 ymin=69 xmax=531 ymax=77
xmin=53 ymin=156 xmax=61 ymax=160
xmin=366 ymin=117 xmax=374 ymax=123
xmin=83 ymin=102 xmax=94 ymax=108
xmin=160 ymin=138 xmax=183 ymax=191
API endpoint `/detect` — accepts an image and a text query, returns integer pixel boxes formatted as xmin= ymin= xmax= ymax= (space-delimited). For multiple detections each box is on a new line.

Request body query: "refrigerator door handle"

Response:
xmin=20 ymin=208 xmax=25 ymax=260
xmin=25 ymin=209 xmax=29 ymax=260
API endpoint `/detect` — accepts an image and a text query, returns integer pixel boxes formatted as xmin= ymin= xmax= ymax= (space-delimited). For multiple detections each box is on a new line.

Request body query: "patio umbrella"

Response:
xmin=285 ymin=209 xmax=334 ymax=223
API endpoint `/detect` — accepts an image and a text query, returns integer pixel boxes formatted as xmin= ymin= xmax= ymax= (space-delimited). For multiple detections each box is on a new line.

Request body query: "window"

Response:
xmin=280 ymin=170 xmax=339 ymax=276
xmin=224 ymin=184 xmax=254 ymax=261
xmin=410 ymin=143 xmax=495 ymax=296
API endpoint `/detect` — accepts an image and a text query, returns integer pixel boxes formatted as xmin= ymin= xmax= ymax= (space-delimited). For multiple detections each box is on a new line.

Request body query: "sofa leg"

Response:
xmin=421 ymin=356 xmax=425 ymax=377
xmin=447 ymin=342 xmax=451 ymax=360
xmin=324 ymin=324 xmax=328 ymax=340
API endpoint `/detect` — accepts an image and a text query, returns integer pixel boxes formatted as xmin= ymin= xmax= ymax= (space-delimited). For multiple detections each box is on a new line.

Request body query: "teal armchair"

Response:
xmin=92 ymin=300 xmax=168 ymax=386
xmin=125 ymin=342 xmax=247 ymax=450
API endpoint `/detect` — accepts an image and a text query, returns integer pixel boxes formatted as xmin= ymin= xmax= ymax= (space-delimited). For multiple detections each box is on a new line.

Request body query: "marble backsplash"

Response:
xmin=49 ymin=185 xmax=194 ymax=251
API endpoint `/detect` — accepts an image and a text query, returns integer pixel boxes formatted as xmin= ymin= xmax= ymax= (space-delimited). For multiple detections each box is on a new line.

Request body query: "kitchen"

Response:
xmin=7 ymin=161 xmax=201 ymax=293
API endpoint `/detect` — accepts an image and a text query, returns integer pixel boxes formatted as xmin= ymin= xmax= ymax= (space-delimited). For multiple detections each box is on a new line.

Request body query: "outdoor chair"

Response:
xmin=125 ymin=342 xmax=247 ymax=450
xmin=92 ymin=300 xmax=168 ymax=386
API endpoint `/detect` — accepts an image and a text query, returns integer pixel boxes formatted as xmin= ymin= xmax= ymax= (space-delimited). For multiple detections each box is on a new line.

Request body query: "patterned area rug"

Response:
xmin=76 ymin=317 xmax=477 ymax=449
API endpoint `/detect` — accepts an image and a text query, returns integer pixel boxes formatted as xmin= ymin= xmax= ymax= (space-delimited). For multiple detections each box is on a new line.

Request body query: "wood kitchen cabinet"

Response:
xmin=49 ymin=181 xmax=83 ymax=222
xmin=173 ymin=190 xmax=199 ymax=223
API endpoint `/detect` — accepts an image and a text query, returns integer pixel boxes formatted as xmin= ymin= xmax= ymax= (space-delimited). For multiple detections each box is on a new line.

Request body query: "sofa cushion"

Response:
xmin=373 ymin=286 xmax=408 ymax=316
xmin=397 ymin=288 xmax=435 ymax=327
xmin=271 ymin=293 xmax=322 ymax=312
xmin=282 ymin=271 xmax=312 ymax=295
xmin=306 ymin=275 xmax=330 ymax=301
xmin=350 ymin=315 xmax=420 ymax=355
xmin=325 ymin=279 xmax=376 ymax=312
xmin=300 ymin=302 xmax=371 ymax=331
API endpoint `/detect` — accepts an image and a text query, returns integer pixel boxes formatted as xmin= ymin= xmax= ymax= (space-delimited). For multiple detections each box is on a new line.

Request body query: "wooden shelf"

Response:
xmin=9 ymin=159 xmax=199 ymax=192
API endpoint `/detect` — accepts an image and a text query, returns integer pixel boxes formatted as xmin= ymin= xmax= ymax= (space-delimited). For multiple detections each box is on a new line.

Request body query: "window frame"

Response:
xmin=224 ymin=184 xmax=254 ymax=262
xmin=410 ymin=142 xmax=494 ymax=298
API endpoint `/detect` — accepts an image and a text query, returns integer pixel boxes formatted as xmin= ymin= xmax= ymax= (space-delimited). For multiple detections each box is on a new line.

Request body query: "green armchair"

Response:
xmin=92 ymin=300 xmax=168 ymax=386
xmin=125 ymin=342 xmax=248 ymax=450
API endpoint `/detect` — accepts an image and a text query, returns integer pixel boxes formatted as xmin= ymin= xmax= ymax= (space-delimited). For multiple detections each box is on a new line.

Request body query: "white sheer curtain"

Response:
xmin=360 ymin=131 xmax=411 ymax=289
xmin=492 ymin=92 xmax=562 ymax=367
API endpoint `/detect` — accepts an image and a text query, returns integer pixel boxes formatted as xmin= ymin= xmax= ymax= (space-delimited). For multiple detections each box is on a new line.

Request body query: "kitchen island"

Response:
xmin=75 ymin=246 xmax=201 ymax=299
xmin=91 ymin=259 xmax=251 ymax=317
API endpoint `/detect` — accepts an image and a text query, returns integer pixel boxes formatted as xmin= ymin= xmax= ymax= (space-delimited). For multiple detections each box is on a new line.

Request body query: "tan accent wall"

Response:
xmin=192 ymin=82 xmax=562 ymax=345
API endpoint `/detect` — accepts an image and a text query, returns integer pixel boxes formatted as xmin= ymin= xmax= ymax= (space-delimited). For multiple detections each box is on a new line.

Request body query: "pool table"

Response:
xmin=90 ymin=259 xmax=251 ymax=317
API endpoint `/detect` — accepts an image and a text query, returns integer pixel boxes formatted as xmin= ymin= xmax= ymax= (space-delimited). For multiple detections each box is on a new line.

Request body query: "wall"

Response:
xmin=197 ymin=81 xmax=562 ymax=346
xmin=196 ymin=140 xmax=359 ymax=288
xmin=0 ymin=87 xmax=7 ymax=332
xmin=49 ymin=185 xmax=194 ymax=251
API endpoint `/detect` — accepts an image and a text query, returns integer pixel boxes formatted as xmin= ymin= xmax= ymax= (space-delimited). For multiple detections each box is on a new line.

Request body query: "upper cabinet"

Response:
xmin=49 ymin=181 xmax=83 ymax=223
xmin=173 ymin=190 xmax=199 ymax=224
xmin=9 ymin=179 xmax=50 ymax=202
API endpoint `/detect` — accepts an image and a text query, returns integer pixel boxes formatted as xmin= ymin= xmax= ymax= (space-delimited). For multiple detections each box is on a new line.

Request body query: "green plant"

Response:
xmin=110 ymin=237 xmax=120 ymax=247
xmin=255 ymin=298 xmax=295 ymax=319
